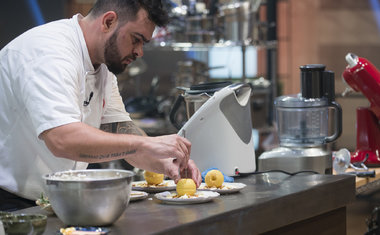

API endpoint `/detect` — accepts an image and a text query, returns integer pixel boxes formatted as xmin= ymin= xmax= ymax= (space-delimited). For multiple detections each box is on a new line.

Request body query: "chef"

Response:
xmin=0 ymin=0 xmax=201 ymax=211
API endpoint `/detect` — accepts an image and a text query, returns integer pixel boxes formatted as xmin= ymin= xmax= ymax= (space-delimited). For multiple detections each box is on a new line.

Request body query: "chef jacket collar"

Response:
xmin=73 ymin=14 xmax=99 ymax=75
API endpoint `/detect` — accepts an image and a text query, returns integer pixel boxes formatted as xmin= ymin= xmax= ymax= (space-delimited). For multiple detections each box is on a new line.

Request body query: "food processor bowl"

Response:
xmin=275 ymin=95 xmax=330 ymax=147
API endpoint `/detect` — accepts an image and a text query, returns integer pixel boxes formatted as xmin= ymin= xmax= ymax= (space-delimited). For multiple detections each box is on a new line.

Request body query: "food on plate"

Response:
xmin=60 ymin=227 xmax=109 ymax=235
xmin=200 ymin=184 xmax=234 ymax=190
xmin=205 ymin=170 xmax=224 ymax=188
xmin=144 ymin=171 xmax=164 ymax=185
xmin=154 ymin=191 xmax=220 ymax=204
xmin=198 ymin=182 xmax=247 ymax=194
xmin=132 ymin=181 xmax=172 ymax=188
xmin=131 ymin=191 xmax=146 ymax=196
xmin=162 ymin=191 xmax=200 ymax=199
xmin=176 ymin=178 xmax=196 ymax=196
xmin=132 ymin=180 xmax=176 ymax=193
xmin=60 ymin=227 xmax=77 ymax=235
xmin=35 ymin=193 xmax=54 ymax=214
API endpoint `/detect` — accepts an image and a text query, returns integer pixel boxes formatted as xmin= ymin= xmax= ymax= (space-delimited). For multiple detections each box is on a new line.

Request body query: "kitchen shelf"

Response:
xmin=144 ymin=40 xmax=277 ymax=52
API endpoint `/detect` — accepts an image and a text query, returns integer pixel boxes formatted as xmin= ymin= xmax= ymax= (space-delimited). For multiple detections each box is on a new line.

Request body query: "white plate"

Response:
xmin=132 ymin=180 xmax=176 ymax=193
xmin=197 ymin=182 xmax=247 ymax=194
xmin=154 ymin=191 xmax=220 ymax=205
xmin=130 ymin=191 xmax=149 ymax=202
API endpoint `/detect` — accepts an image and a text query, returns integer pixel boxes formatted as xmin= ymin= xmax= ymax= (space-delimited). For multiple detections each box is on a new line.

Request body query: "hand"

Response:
xmin=179 ymin=159 xmax=202 ymax=187
xmin=148 ymin=134 xmax=191 ymax=171
xmin=159 ymin=159 xmax=201 ymax=188
xmin=125 ymin=134 xmax=191 ymax=173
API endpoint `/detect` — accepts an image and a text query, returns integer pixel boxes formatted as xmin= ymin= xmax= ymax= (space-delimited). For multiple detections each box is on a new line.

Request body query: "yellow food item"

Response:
xmin=60 ymin=227 xmax=76 ymax=235
xmin=144 ymin=171 xmax=164 ymax=185
xmin=205 ymin=170 xmax=224 ymax=188
xmin=176 ymin=178 xmax=196 ymax=196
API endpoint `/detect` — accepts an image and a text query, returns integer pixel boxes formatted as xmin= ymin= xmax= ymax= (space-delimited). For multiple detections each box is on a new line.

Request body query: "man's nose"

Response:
xmin=133 ymin=44 xmax=144 ymax=58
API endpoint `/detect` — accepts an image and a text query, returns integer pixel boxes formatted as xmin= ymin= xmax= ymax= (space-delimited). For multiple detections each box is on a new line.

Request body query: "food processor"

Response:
xmin=258 ymin=64 xmax=342 ymax=174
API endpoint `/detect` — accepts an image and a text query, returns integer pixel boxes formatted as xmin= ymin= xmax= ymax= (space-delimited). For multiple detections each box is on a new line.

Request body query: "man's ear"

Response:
xmin=101 ymin=11 xmax=118 ymax=32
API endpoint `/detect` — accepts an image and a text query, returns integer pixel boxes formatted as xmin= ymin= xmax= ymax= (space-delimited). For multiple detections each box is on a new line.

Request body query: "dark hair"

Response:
xmin=89 ymin=0 xmax=169 ymax=27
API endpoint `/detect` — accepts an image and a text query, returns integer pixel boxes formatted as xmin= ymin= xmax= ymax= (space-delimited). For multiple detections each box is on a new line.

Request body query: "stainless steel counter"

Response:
xmin=17 ymin=172 xmax=355 ymax=235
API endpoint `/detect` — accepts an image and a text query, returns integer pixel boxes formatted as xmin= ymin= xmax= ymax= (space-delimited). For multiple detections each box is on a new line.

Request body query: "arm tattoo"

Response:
xmin=79 ymin=149 xmax=137 ymax=160
xmin=100 ymin=121 xmax=144 ymax=136
xmin=83 ymin=121 xmax=143 ymax=161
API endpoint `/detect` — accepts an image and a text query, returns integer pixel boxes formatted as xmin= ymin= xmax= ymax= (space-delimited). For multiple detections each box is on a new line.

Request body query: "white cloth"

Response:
xmin=0 ymin=14 xmax=131 ymax=200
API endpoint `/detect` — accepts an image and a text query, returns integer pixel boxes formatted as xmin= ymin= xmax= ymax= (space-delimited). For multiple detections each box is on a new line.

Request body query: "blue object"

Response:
xmin=370 ymin=0 xmax=380 ymax=32
xmin=25 ymin=0 xmax=45 ymax=26
xmin=61 ymin=227 xmax=110 ymax=234
xmin=201 ymin=167 xmax=234 ymax=183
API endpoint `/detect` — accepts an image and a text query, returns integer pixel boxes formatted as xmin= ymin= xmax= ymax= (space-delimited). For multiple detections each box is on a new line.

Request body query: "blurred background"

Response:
xmin=2 ymin=0 xmax=380 ymax=233
xmin=2 ymin=0 xmax=377 ymax=152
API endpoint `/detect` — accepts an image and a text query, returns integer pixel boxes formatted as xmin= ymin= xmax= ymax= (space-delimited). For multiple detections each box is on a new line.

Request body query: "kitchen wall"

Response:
xmin=65 ymin=0 xmax=94 ymax=16
xmin=277 ymin=0 xmax=380 ymax=151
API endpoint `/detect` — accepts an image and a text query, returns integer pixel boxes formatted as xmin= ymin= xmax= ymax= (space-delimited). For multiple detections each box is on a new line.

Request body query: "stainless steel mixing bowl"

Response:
xmin=43 ymin=169 xmax=134 ymax=226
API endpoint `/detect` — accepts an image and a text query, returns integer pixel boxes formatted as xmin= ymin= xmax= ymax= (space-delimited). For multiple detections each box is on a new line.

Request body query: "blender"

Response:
xmin=258 ymin=64 xmax=342 ymax=174
xmin=170 ymin=82 xmax=256 ymax=176
xmin=169 ymin=81 xmax=232 ymax=130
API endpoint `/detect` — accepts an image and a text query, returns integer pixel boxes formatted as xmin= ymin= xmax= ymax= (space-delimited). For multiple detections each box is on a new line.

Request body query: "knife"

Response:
xmin=181 ymin=129 xmax=188 ymax=179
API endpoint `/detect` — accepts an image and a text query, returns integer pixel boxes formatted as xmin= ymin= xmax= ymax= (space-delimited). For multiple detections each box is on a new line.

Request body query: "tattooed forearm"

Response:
xmin=100 ymin=121 xmax=144 ymax=136
xmin=99 ymin=123 xmax=112 ymax=133
xmin=79 ymin=149 xmax=137 ymax=160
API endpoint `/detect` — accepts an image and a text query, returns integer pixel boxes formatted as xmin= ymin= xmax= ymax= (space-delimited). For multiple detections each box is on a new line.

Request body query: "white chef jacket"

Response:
xmin=0 ymin=14 xmax=131 ymax=200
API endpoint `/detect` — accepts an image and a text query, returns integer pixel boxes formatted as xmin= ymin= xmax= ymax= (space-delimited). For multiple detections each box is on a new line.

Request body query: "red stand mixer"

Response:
xmin=342 ymin=53 xmax=380 ymax=166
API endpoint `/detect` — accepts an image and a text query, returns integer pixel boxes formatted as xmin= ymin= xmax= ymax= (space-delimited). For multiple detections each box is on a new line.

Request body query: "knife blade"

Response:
xmin=182 ymin=129 xmax=188 ymax=178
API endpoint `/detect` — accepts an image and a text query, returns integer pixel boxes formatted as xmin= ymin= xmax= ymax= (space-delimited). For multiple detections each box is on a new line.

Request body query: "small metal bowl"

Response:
xmin=1 ymin=214 xmax=47 ymax=235
xmin=43 ymin=169 xmax=134 ymax=226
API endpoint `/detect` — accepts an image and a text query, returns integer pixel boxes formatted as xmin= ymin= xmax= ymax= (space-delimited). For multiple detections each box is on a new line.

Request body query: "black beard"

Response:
xmin=104 ymin=31 xmax=126 ymax=75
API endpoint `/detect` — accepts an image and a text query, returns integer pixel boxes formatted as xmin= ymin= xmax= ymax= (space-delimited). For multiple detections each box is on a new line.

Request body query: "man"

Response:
xmin=0 ymin=0 xmax=201 ymax=211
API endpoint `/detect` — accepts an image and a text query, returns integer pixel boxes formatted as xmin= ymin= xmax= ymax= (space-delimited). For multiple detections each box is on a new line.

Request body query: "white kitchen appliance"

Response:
xmin=177 ymin=83 xmax=256 ymax=176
